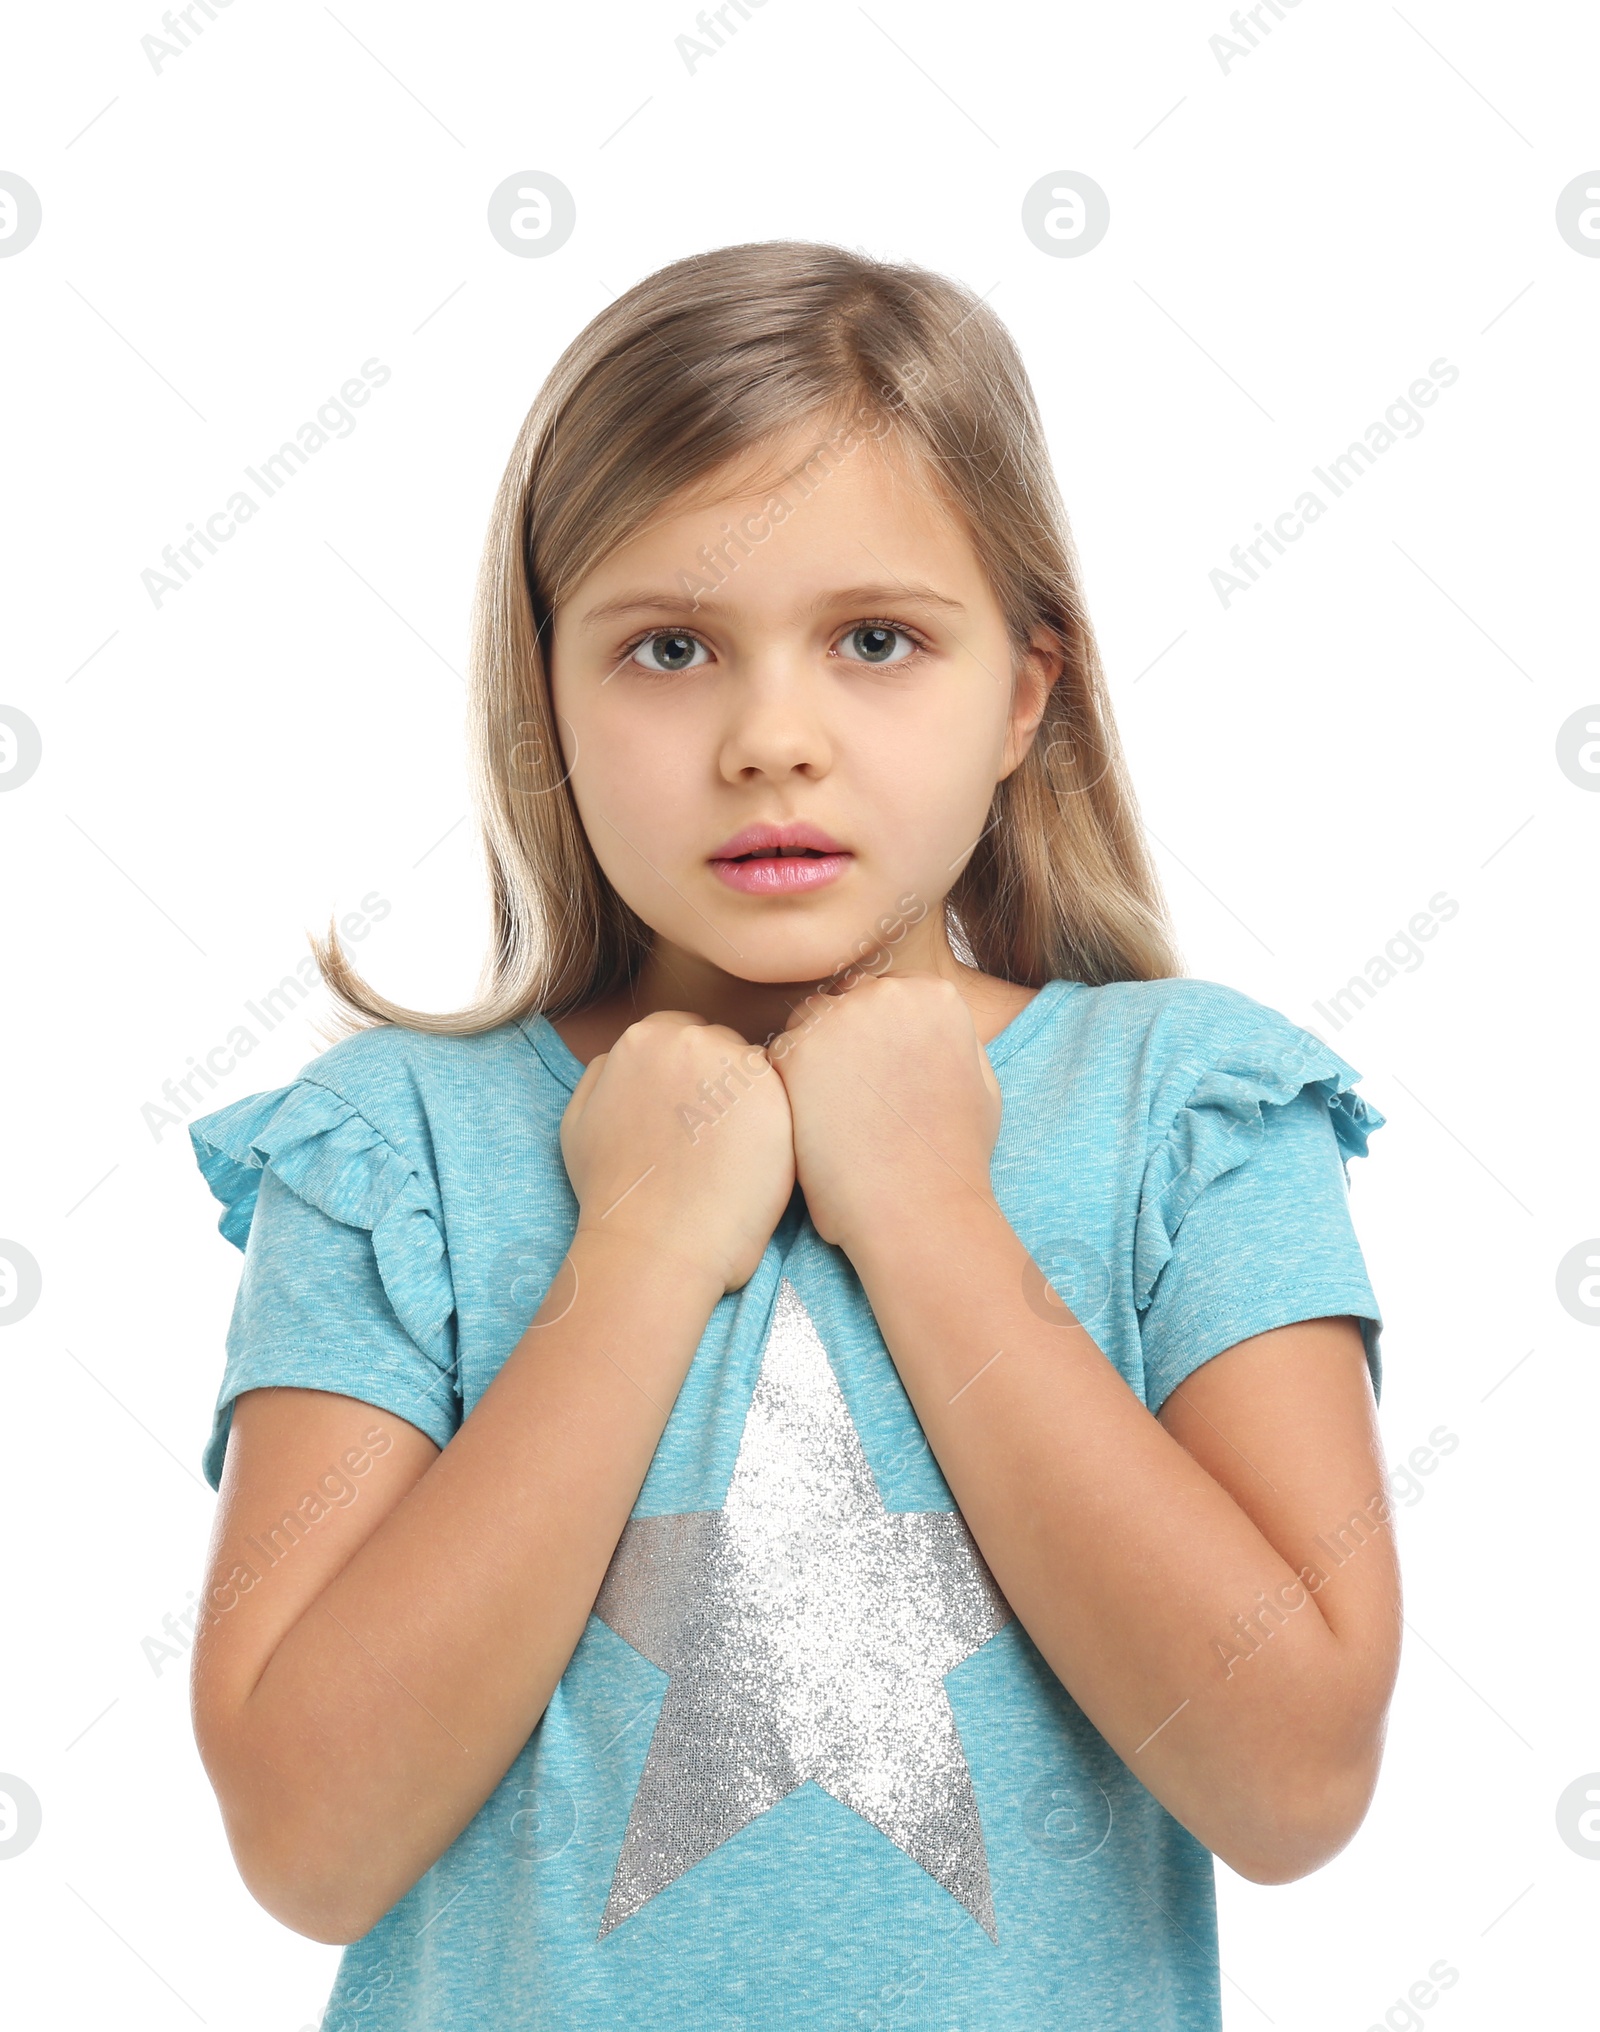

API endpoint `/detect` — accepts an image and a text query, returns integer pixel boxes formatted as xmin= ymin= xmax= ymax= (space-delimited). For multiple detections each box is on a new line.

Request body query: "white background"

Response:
xmin=2 ymin=1 xmax=1596 ymax=2026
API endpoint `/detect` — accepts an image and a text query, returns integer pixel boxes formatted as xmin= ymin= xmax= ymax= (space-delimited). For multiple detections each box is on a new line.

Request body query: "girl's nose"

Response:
xmin=716 ymin=654 xmax=834 ymax=780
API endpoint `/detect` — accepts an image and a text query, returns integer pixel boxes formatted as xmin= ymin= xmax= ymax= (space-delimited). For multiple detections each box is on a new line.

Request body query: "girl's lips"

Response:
xmin=710 ymin=851 xmax=853 ymax=894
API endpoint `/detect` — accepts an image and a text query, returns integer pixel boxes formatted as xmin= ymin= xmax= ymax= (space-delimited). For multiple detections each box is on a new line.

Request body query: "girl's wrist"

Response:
xmin=833 ymin=1182 xmax=1003 ymax=1283
xmin=570 ymin=1217 xmax=729 ymax=1304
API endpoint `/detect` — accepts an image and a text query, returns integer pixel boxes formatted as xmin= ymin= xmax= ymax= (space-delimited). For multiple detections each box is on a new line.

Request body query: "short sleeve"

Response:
xmin=189 ymin=1077 xmax=461 ymax=1492
xmin=1132 ymin=1017 xmax=1386 ymax=1415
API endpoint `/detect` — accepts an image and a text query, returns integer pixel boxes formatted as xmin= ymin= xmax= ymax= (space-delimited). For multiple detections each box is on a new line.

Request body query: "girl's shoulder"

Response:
xmin=322 ymin=1014 xmax=543 ymax=1104
xmin=1066 ymin=970 xmax=1310 ymax=1050
xmin=187 ymin=1018 xmax=540 ymax=1253
xmin=1063 ymin=972 xmax=1356 ymax=1086
xmin=237 ymin=1014 xmax=539 ymax=1151
xmin=1046 ymin=971 xmax=1385 ymax=1165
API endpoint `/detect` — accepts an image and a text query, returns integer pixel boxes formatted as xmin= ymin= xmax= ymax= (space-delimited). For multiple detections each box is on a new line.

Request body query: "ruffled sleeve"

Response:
xmin=189 ymin=1074 xmax=461 ymax=1490
xmin=1132 ymin=1012 xmax=1387 ymax=1410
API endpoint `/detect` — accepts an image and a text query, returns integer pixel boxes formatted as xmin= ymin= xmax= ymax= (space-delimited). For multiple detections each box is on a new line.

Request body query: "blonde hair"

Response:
xmin=310 ymin=238 xmax=1184 ymax=1038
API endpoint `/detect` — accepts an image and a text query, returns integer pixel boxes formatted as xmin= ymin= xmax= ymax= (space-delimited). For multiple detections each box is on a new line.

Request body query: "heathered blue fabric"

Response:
xmin=188 ymin=974 xmax=1385 ymax=2031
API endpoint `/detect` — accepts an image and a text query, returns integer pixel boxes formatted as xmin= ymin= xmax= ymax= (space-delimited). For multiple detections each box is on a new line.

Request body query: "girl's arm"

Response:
xmin=846 ymin=1207 xmax=1400 ymax=1883
xmin=773 ymin=970 xmax=1400 ymax=1883
xmin=192 ymin=1225 xmax=725 ymax=1944
xmin=191 ymin=1011 xmax=795 ymax=1944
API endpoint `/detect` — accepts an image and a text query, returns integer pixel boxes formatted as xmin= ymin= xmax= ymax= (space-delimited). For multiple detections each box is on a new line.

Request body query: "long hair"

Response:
xmin=309 ymin=238 xmax=1184 ymax=1037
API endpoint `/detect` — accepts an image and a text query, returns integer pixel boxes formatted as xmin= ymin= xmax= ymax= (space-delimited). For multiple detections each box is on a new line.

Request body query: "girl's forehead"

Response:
xmin=588 ymin=435 xmax=968 ymax=574
xmin=686 ymin=421 xmax=939 ymax=506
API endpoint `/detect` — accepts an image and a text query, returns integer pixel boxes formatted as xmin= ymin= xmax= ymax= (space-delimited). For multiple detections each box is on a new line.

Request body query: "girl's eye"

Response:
xmin=836 ymin=622 xmax=922 ymax=667
xmin=627 ymin=630 xmax=710 ymax=675
xmin=620 ymin=621 xmax=926 ymax=675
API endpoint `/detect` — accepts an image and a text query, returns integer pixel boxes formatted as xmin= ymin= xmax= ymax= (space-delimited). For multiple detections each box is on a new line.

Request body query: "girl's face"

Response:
xmin=548 ymin=418 xmax=1060 ymax=1006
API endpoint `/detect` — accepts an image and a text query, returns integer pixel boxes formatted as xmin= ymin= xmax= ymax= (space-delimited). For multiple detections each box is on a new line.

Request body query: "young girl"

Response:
xmin=187 ymin=239 xmax=1399 ymax=2031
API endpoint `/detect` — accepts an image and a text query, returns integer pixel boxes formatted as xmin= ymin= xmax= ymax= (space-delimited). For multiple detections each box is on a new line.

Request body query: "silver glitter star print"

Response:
xmin=592 ymin=1275 xmax=1013 ymax=1941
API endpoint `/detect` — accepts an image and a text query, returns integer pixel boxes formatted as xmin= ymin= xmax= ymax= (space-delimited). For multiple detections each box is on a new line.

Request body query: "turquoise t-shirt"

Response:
xmin=188 ymin=973 xmax=1386 ymax=2031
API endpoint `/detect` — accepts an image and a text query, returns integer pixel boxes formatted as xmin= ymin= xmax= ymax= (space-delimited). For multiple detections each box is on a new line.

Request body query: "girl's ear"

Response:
xmin=999 ymin=625 xmax=1066 ymax=778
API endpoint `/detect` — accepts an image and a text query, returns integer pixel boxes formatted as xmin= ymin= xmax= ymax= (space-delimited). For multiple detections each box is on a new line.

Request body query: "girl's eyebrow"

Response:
xmin=579 ymin=582 xmax=967 ymax=626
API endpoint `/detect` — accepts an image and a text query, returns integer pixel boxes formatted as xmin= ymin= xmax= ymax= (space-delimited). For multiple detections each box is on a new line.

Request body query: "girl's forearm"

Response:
xmin=843 ymin=1192 xmax=1388 ymax=1883
xmin=221 ymin=1224 xmax=724 ymax=1942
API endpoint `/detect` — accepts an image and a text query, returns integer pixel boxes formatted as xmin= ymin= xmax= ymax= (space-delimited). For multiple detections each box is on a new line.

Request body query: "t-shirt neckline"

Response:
xmin=520 ymin=977 xmax=1081 ymax=1096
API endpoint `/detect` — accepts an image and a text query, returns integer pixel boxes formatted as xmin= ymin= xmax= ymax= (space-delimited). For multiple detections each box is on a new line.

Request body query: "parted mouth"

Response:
xmin=709 ymin=821 xmax=848 ymax=860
